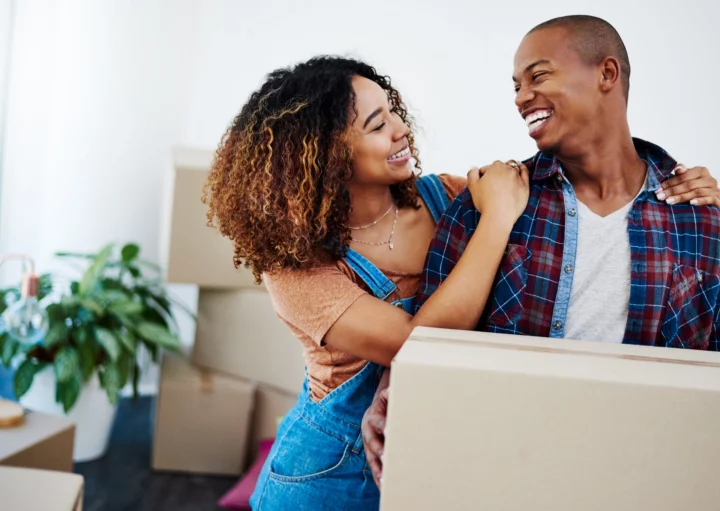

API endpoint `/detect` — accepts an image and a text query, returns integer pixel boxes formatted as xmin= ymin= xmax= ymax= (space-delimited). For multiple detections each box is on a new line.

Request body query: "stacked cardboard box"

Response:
xmin=153 ymin=148 xmax=304 ymax=475
xmin=381 ymin=327 xmax=720 ymax=511
xmin=0 ymin=409 xmax=75 ymax=472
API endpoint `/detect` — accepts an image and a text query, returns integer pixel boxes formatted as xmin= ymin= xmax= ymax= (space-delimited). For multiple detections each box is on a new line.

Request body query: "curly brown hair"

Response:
xmin=202 ymin=56 xmax=421 ymax=283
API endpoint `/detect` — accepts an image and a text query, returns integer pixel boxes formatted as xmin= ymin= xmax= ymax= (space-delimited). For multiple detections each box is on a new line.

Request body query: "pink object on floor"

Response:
xmin=218 ymin=439 xmax=275 ymax=510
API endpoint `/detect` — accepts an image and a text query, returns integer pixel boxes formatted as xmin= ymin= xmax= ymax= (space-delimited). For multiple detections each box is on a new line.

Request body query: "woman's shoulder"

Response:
xmin=419 ymin=173 xmax=468 ymax=200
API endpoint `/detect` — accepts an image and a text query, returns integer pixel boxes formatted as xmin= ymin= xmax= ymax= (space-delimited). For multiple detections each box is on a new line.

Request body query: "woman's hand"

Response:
xmin=467 ymin=160 xmax=530 ymax=228
xmin=656 ymin=164 xmax=719 ymax=207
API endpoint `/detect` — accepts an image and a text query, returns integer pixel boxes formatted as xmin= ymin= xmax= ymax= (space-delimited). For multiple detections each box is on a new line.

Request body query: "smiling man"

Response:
xmin=362 ymin=14 xmax=720 ymax=486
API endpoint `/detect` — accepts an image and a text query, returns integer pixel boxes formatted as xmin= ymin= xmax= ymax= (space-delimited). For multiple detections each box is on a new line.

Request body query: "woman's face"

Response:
xmin=346 ymin=76 xmax=413 ymax=188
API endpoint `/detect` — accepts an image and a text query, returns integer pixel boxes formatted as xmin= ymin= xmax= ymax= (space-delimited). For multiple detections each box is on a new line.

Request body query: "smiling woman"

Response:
xmin=202 ymin=56 xmax=531 ymax=510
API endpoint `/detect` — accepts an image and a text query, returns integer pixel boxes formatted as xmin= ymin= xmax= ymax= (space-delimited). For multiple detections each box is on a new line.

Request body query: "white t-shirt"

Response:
xmin=563 ymin=184 xmax=646 ymax=343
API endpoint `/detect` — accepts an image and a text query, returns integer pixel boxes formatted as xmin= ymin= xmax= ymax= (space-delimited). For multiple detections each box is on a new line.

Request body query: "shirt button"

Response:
xmin=568 ymin=208 xmax=577 ymax=217
xmin=698 ymin=273 xmax=704 ymax=283
xmin=556 ymin=174 xmax=563 ymax=182
xmin=564 ymin=265 xmax=573 ymax=274
xmin=553 ymin=321 xmax=563 ymax=330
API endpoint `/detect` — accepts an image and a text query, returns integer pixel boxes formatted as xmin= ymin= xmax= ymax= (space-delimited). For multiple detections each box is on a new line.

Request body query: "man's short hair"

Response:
xmin=529 ymin=15 xmax=631 ymax=103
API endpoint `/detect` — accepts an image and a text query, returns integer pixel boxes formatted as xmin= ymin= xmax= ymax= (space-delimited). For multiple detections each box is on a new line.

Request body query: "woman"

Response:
xmin=203 ymin=56 xmax=719 ymax=510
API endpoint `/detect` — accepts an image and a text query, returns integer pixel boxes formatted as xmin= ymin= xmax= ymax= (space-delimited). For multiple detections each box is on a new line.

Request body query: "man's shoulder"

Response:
xmin=661 ymin=203 xmax=720 ymax=271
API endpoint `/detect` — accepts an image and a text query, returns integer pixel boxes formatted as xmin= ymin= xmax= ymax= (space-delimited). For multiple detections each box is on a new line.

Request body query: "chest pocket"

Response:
xmin=660 ymin=264 xmax=720 ymax=350
xmin=485 ymin=244 xmax=532 ymax=331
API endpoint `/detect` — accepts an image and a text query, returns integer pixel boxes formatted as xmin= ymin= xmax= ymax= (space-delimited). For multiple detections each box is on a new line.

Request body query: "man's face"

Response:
xmin=513 ymin=27 xmax=602 ymax=155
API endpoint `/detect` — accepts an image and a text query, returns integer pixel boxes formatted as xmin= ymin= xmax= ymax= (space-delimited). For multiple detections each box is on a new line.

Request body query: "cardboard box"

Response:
xmin=247 ymin=384 xmax=298 ymax=463
xmin=0 ymin=409 xmax=75 ymax=472
xmin=152 ymin=351 xmax=256 ymax=476
xmin=160 ymin=147 xmax=260 ymax=288
xmin=381 ymin=327 xmax=720 ymax=511
xmin=192 ymin=288 xmax=305 ymax=394
xmin=0 ymin=466 xmax=84 ymax=511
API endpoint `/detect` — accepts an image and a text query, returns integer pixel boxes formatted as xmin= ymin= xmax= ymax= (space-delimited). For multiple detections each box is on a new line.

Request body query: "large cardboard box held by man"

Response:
xmin=152 ymin=352 xmax=256 ymax=476
xmin=0 ymin=409 xmax=75 ymax=472
xmin=192 ymin=288 xmax=305 ymax=394
xmin=160 ymin=147 xmax=259 ymax=289
xmin=380 ymin=327 xmax=720 ymax=511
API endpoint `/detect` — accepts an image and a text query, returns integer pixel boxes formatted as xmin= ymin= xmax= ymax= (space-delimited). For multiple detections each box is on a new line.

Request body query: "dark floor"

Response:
xmin=1 ymin=367 xmax=237 ymax=511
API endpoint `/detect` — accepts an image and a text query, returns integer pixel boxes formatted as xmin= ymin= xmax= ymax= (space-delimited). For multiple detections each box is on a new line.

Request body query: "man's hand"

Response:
xmin=362 ymin=386 xmax=389 ymax=488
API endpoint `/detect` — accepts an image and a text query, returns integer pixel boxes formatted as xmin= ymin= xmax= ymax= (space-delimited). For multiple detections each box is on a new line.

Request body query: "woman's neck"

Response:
xmin=346 ymin=185 xmax=395 ymax=228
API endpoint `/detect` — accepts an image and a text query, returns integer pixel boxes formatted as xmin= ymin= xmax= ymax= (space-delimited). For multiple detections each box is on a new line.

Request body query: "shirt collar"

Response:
xmin=526 ymin=138 xmax=678 ymax=191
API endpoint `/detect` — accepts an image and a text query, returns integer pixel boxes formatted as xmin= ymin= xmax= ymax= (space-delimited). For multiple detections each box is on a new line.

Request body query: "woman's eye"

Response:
xmin=373 ymin=122 xmax=386 ymax=132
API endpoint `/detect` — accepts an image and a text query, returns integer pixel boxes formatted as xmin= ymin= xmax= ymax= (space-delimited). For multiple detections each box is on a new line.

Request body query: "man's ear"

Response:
xmin=599 ymin=56 xmax=621 ymax=94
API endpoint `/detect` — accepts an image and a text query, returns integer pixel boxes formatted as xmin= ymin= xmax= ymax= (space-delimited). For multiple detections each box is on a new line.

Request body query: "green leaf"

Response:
xmin=117 ymin=352 xmax=131 ymax=387
xmin=79 ymin=244 xmax=113 ymax=296
xmin=128 ymin=266 xmax=141 ymax=278
xmin=46 ymin=303 xmax=68 ymax=322
xmin=109 ymin=300 xmax=143 ymax=317
xmin=1 ymin=336 xmax=18 ymax=366
xmin=99 ymin=363 xmax=121 ymax=404
xmin=121 ymin=243 xmax=140 ymax=263
xmin=135 ymin=321 xmax=181 ymax=351
xmin=43 ymin=323 xmax=68 ymax=349
xmin=99 ymin=290 xmax=130 ymax=303
xmin=70 ymin=281 xmax=80 ymax=295
xmin=75 ymin=335 xmax=96 ymax=382
xmin=81 ymin=298 xmax=104 ymax=317
xmin=141 ymin=306 xmax=168 ymax=329
xmin=13 ymin=360 xmax=46 ymax=398
xmin=56 ymin=375 xmax=81 ymax=413
xmin=95 ymin=327 xmax=121 ymax=362
xmin=117 ymin=329 xmax=137 ymax=355
xmin=55 ymin=251 xmax=94 ymax=259
xmin=54 ymin=347 xmax=80 ymax=383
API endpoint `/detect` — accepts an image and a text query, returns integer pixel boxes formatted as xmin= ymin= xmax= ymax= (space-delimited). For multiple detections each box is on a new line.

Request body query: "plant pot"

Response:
xmin=19 ymin=367 xmax=118 ymax=463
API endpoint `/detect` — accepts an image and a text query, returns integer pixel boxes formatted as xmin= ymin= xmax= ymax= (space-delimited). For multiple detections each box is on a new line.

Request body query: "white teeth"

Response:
xmin=388 ymin=147 xmax=410 ymax=161
xmin=525 ymin=109 xmax=552 ymax=127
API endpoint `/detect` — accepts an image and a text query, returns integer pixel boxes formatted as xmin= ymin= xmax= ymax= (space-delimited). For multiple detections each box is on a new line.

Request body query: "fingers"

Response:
xmin=660 ymin=165 xmax=710 ymax=190
xmin=467 ymin=167 xmax=481 ymax=182
xmin=517 ymin=162 xmax=530 ymax=187
xmin=685 ymin=195 xmax=720 ymax=207
xmin=663 ymin=187 xmax=719 ymax=206
xmin=364 ymin=435 xmax=384 ymax=488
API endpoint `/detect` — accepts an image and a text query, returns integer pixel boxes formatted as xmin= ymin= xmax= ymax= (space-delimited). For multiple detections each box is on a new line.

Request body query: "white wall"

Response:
xmin=1 ymin=0 xmax=718 ymax=310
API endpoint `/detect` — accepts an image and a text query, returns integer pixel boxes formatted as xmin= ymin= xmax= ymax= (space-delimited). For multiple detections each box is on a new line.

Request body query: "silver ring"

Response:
xmin=507 ymin=160 xmax=520 ymax=170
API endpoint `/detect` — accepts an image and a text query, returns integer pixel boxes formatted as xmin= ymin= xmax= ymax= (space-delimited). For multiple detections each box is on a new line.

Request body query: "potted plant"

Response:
xmin=0 ymin=243 xmax=191 ymax=462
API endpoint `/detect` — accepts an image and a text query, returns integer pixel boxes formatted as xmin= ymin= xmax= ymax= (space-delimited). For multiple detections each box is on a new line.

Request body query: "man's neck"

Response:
xmin=557 ymin=130 xmax=647 ymax=202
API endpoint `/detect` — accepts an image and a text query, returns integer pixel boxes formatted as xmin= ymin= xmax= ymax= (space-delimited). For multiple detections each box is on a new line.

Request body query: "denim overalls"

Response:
xmin=250 ymin=175 xmax=449 ymax=510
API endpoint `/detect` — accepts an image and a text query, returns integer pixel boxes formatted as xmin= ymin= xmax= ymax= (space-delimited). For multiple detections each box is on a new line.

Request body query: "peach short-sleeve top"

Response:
xmin=264 ymin=174 xmax=467 ymax=401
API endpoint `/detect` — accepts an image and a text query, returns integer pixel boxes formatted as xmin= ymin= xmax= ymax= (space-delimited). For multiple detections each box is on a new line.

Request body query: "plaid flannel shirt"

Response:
xmin=416 ymin=139 xmax=720 ymax=350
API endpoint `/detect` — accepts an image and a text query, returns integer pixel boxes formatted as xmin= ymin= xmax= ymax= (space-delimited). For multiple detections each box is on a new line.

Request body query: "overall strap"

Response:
xmin=344 ymin=248 xmax=397 ymax=300
xmin=416 ymin=174 xmax=450 ymax=224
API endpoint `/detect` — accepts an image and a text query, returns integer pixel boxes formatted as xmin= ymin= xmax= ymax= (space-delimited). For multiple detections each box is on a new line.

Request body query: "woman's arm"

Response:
xmin=324 ymin=161 xmax=529 ymax=366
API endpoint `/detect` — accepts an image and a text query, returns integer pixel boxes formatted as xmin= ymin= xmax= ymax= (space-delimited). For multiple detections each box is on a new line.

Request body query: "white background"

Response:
xmin=0 ymin=0 xmax=717 ymax=351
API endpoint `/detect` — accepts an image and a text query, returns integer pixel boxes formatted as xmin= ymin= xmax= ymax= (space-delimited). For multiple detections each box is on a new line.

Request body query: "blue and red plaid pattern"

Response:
xmin=416 ymin=139 xmax=720 ymax=349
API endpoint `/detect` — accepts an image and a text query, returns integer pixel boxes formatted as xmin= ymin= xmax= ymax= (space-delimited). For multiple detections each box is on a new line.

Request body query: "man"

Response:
xmin=362 ymin=14 xmax=720 ymax=485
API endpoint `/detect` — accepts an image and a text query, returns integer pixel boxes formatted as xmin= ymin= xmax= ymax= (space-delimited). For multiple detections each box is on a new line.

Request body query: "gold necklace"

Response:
xmin=350 ymin=206 xmax=398 ymax=250
xmin=345 ymin=202 xmax=394 ymax=230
